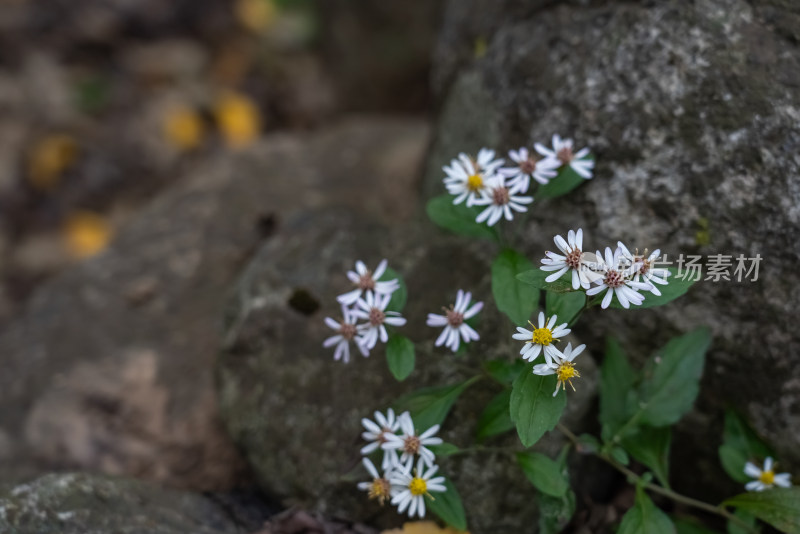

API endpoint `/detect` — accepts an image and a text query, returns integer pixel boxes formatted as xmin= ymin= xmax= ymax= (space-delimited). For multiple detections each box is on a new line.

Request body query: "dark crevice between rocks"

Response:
xmin=287 ymin=288 xmax=321 ymax=316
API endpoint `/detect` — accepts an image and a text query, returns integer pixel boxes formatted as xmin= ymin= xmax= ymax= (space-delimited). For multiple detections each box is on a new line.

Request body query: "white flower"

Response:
xmin=382 ymin=412 xmax=442 ymax=470
xmin=323 ymin=306 xmax=369 ymax=363
xmin=426 ymin=289 xmax=483 ymax=352
xmin=500 ymin=147 xmax=559 ymax=191
xmin=442 ymin=149 xmax=503 ymax=207
xmin=337 ymin=259 xmax=400 ymax=306
xmin=361 ymin=408 xmax=402 ymax=470
xmin=353 ymin=292 xmax=406 ymax=350
xmin=617 ymin=242 xmax=671 ymax=296
xmin=585 ymin=247 xmax=652 ymax=309
xmin=534 ymin=134 xmax=594 ymax=179
xmin=540 ymin=229 xmax=591 ymax=290
xmin=532 ymin=342 xmax=586 ymax=396
xmin=745 ymin=457 xmax=791 ymax=491
xmin=358 ymin=457 xmax=396 ymax=505
xmin=473 ymin=177 xmax=534 ymax=226
xmin=389 ymin=458 xmax=446 ymax=519
xmin=512 ymin=311 xmax=571 ymax=364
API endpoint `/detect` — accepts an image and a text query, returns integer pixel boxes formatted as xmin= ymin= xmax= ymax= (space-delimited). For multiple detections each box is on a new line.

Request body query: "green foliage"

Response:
xmin=492 ymin=249 xmax=540 ymax=325
xmin=577 ymin=433 xmax=601 ymax=454
xmin=724 ymin=488 xmax=800 ymax=533
xmin=426 ymin=194 xmax=499 ymax=241
xmin=673 ymin=517 xmax=722 ymax=534
xmin=718 ymin=410 xmax=773 ymax=484
xmin=476 ymin=390 xmax=514 ymax=442
xmin=546 ymin=290 xmax=586 ymax=326
xmin=517 ymin=268 xmax=576 ymax=293
xmin=392 ymin=377 xmax=479 ymax=430
xmin=380 ymin=267 xmax=407 ymax=313
xmin=611 ymin=445 xmax=631 ymax=466
xmin=599 ymin=337 xmax=638 ymax=442
xmin=618 ymin=487 xmax=677 ymax=534
xmin=386 ymin=335 xmax=415 ymax=381
xmin=537 ymin=159 xmax=593 ymax=199
xmin=639 ymin=327 xmax=711 ymax=426
xmin=484 ymin=358 xmax=525 ymax=384
xmin=622 ymin=425 xmax=672 ymax=488
xmin=538 ymin=491 xmax=577 ymax=534
xmin=604 ymin=267 xmax=697 ymax=309
xmin=517 ymin=451 xmax=569 ymax=497
xmin=427 ymin=479 xmax=468 ymax=531
xmin=510 ymin=366 xmax=566 ymax=447
xmin=428 ymin=443 xmax=460 ymax=457
xmin=727 ymin=510 xmax=759 ymax=534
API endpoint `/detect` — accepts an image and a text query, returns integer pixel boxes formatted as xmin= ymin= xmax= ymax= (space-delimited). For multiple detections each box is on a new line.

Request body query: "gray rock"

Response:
xmin=425 ymin=0 xmax=800 ymax=499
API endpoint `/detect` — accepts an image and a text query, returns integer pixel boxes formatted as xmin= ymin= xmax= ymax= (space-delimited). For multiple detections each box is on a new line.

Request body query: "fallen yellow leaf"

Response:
xmin=63 ymin=211 xmax=112 ymax=259
xmin=381 ymin=521 xmax=469 ymax=534
xmin=214 ymin=91 xmax=261 ymax=150
xmin=27 ymin=134 xmax=78 ymax=191
xmin=163 ymin=105 xmax=205 ymax=151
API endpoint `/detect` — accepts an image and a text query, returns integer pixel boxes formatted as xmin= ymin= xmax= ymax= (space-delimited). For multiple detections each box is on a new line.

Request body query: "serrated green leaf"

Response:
xmin=727 ymin=509 xmax=759 ymax=534
xmin=673 ymin=516 xmax=722 ymax=534
xmin=538 ymin=490 xmax=577 ymax=534
xmin=492 ymin=249 xmax=540 ymax=325
xmin=606 ymin=267 xmax=697 ymax=309
xmin=476 ymin=389 xmax=514 ymax=441
xmin=428 ymin=442 xmax=460 ymax=456
xmin=392 ymin=377 xmax=479 ymax=431
xmin=426 ymin=194 xmax=499 ymax=241
xmin=724 ymin=488 xmax=800 ymax=533
xmin=718 ymin=410 xmax=774 ymax=484
xmin=639 ymin=327 xmax=711 ymax=427
xmin=510 ymin=365 xmax=566 ymax=447
xmin=622 ymin=425 xmax=672 ymax=488
xmin=380 ymin=267 xmax=407 ymax=313
xmin=516 ymin=269 xmax=577 ymax=293
xmin=517 ymin=451 xmax=570 ymax=497
xmin=386 ymin=334 xmax=415 ymax=381
xmin=546 ymin=290 xmax=586 ymax=326
xmin=484 ymin=359 xmax=526 ymax=384
xmin=538 ymin=160 xmax=592 ymax=199
xmin=600 ymin=337 xmax=638 ymax=442
xmin=618 ymin=487 xmax=677 ymax=534
xmin=427 ymin=478 xmax=468 ymax=531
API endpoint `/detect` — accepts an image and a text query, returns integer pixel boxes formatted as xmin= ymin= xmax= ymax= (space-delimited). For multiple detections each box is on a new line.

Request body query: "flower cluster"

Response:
xmin=441 ymin=135 xmax=594 ymax=227
xmin=358 ymin=409 xmax=447 ymax=519
xmin=541 ymin=229 xmax=671 ymax=309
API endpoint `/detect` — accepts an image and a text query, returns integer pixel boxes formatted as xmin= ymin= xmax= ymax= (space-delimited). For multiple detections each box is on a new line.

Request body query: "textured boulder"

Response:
xmin=425 ymin=0 xmax=800 ymax=498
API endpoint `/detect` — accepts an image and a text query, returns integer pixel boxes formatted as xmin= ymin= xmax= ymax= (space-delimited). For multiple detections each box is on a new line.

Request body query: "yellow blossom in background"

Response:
xmin=63 ymin=211 xmax=112 ymax=259
xmin=382 ymin=522 xmax=469 ymax=534
xmin=163 ymin=106 xmax=205 ymax=151
xmin=214 ymin=91 xmax=261 ymax=150
xmin=27 ymin=134 xmax=78 ymax=192
xmin=235 ymin=0 xmax=278 ymax=32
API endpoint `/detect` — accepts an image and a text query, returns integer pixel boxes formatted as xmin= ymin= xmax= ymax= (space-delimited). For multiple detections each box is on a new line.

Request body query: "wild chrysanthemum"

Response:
xmin=337 ymin=259 xmax=400 ymax=306
xmin=533 ymin=343 xmax=586 ymax=396
xmin=540 ymin=229 xmax=591 ymax=290
xmin=473 ymin=177 xmax=534 ymax=226
xmin=382 ymin=412 xmax=442 ymax=469
xmin=534 ymin=134 xmax=594 ymax=179
xmin=585 ymin=247 xmax=651 ymax=309
xmin=617 ymin=242 xmax=670 ymax=296
xmin=500 ymin=147 xmax=559 ymax=191
xmin=744 ymin=457 xmax=792 ymax=492
xmin=358 ymin=457 xmax=395 ymax=505
xmin=390 ymin=458 xmax=446 ymax=519
xmin=426 ymin=289 xmax=483 ymax=352
xmin=361 ymin=408 xmax=402 ymax=470
xmin=353 ymin=292 xmax=406 ymax=350
xmin=323 ymin=306 xmax=368 ymax=363
xmin=442 ymin=149 xmax=503 ymax=207
xmin=512 ymin=311 xmax=571 ymax=364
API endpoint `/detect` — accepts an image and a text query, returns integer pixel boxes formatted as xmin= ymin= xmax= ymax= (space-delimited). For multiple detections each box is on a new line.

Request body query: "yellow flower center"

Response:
xmin=532 ymin=327 xmax=554 ymax=346
xmin=556 ymin=362 xmax=581 ymax=393
xmin=369 ymin=478 xmax=391 ymax=505
xmin=409 ymin=477 xmax=428 ymax=496
xmin=467 ymin=174 xmax=483 ymax=192
xmin=759 ymin=471 xmax=775 ymax=485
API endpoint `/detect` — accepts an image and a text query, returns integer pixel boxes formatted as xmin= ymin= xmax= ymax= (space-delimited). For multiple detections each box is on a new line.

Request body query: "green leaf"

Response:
xmin=724 ymin=488 xmax=800 ymax=533
xmin=517 ymin=269 xmax=576 ymax=293
xmin=392 ymin=377 xmax=479 ymax=431
xmin=718 ymin=410 xmax=773 ymax=484
xmin=428 ymin=442 xmax=460 ymax=457
xmin=476 ymin=390 xmax=514 ymax=441
xmin=611 ymin=445 xmax=630 ymax=466
xmin=600 ymin=337 xmax=638 ymax=441
xmin=510 ymin=365 xmax=566 ymax=447
xmin=546 ymin=290 xmax=586 ymax=327
xmin=538 ymin=490 xmax=577 ymax=534
xmin=673 ymin=516 xmax=722 ymax=534
xmin=517 ymin=451 xmax=570 ymax=497
xmin=639 ymin=327 xmax=712 ymax=427
xmin=492 ymin=249 xmax=540 ymax=325
xmin=727 ymin=509 xmax=759 ymax=534
xmin=538 ymin=160 xmax=592 ymax=199
xmin=622 ymin=425 xmax=672 ymax=488
xmin=380 ymin=267 xmax=407 ymax=313
xmin=606 ymin=267 xmax=697 ymax=309
xmin=385 ymin=335 xmax=415 ymax=381
xmin=484 ymin=359 xmax=526 ymax=384
xmin=427 ymin=479 xmax=468 ymax=531
xmin=426 ymin=194 xmax=499 ymax=241
xmin=618 ymin=487 xmax=677 ymax=534
xmin=577 ymin=434 xmax=601 ymax=454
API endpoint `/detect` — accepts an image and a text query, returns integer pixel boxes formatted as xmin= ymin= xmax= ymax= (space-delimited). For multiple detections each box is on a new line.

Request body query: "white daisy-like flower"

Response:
xmin=426 ymin=289 xmax=483 ymax=352
xmin=500 ymin=147 xmax=559 ymax=191
xmin=617 ymin=242 xmax=671 ymax=296
xmin=540 ymin=228 xmax=591 ymax=290
xmin=472 ymin=177 xmax=534 ymax=226
xmin=534 ymin=134 xmax=595 ymax=179
xmin=337 ymin=259 xmax=400 ymax=306
xmin=353 ymin=292 xmax=406 ymax=350
xmin=512 ymin=311 xmax=571 ymax=364
xmin=358 ymin=457 xmax=396 ymax=505
xmin=744 ymin=457 xmax=792 ymax=491
xmin=532 ymin=342 xmax=586 ymax=396
xmin=323 ymin=306 xmax=369 ymax=363
xmin=382 ymin=412 xmax=442 ymax=470
xmin=389 ymin=458 xmax=446 ymax=519
xmin=442 ymin=149 xmax=503 ymax=207
xmin=361 ymin=408 xmax=402 ymax=470
xmin=585 ymin=247 xmax=651 ymax=309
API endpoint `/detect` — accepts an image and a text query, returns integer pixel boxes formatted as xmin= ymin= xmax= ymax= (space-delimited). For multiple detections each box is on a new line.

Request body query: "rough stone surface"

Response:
xmin=0 ymin=473 xmax=261 ymax=534
xmin=0 ymin=118 xmax=428 ymax=490
xmin=425 ymin=0 xmax=800 ymax=499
